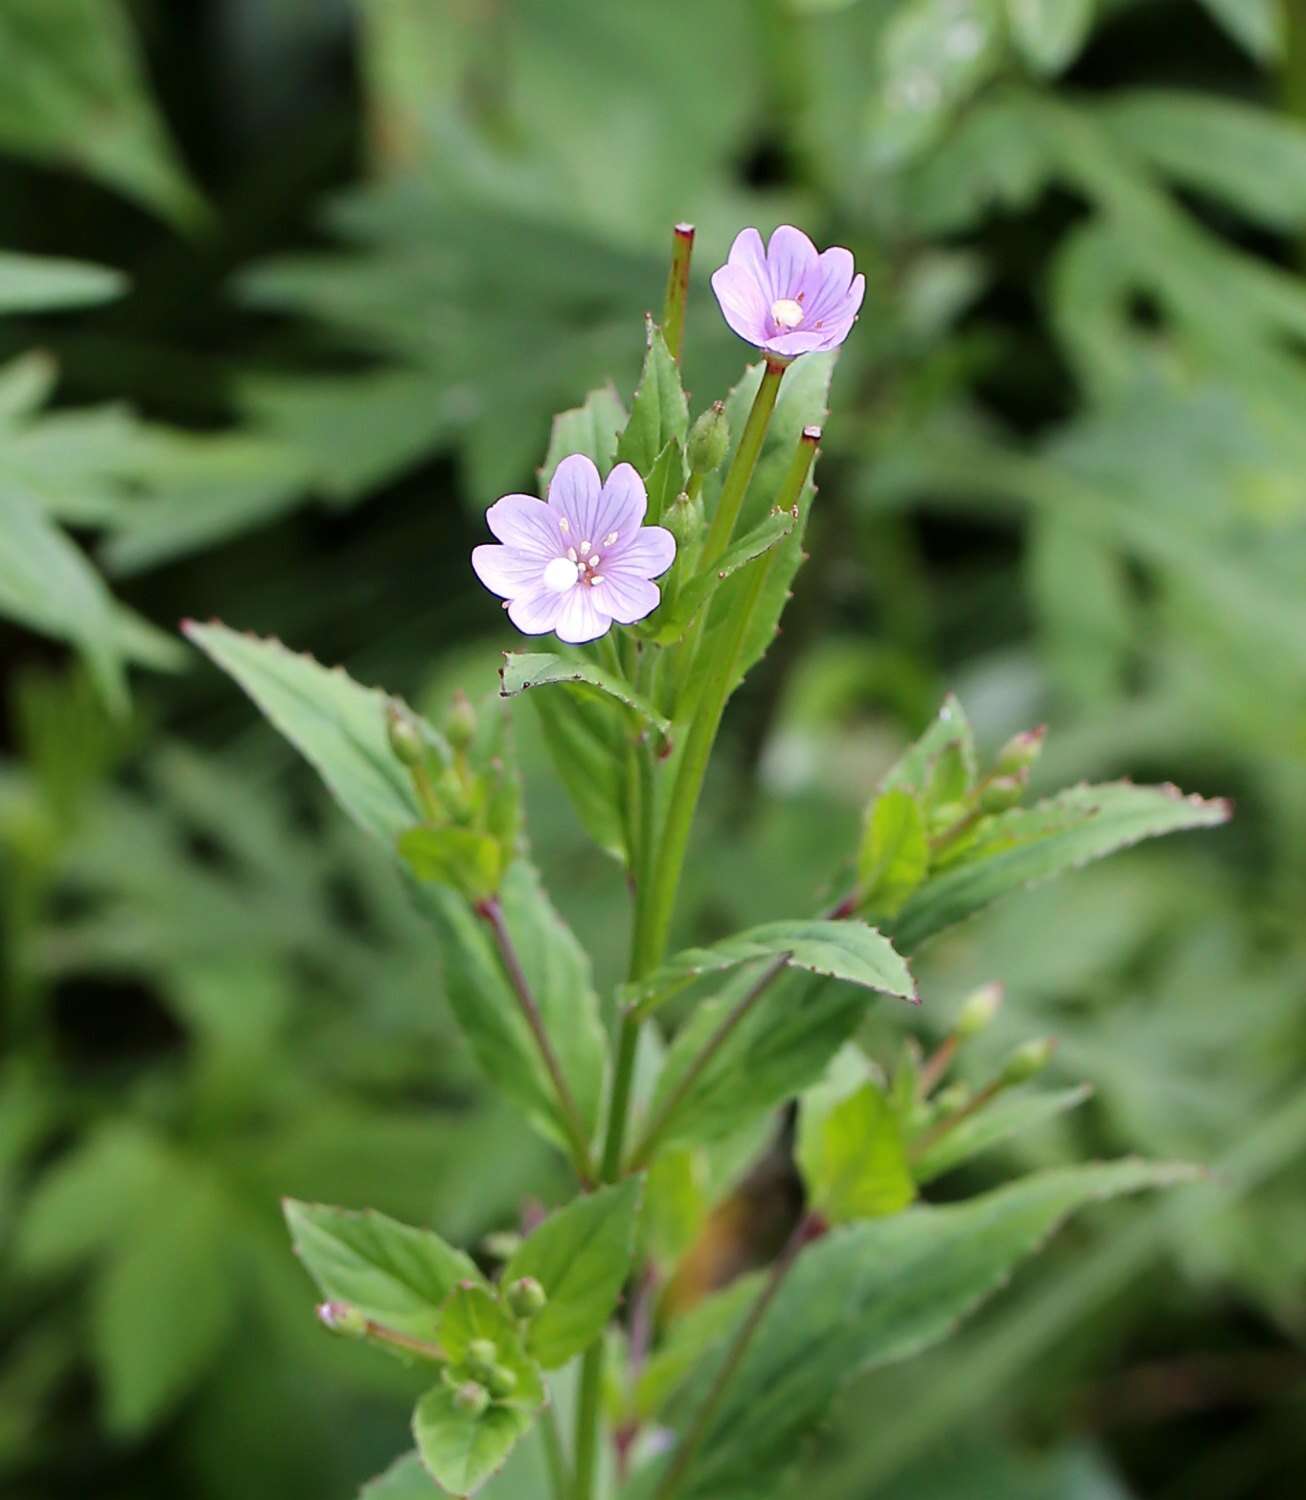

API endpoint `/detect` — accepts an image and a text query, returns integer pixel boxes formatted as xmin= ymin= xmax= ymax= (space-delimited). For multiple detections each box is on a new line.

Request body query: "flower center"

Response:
xmin=543 ymin=556 xmax=582 ymax=592
xmin=770 ymin=297 xmax=804 ymax=330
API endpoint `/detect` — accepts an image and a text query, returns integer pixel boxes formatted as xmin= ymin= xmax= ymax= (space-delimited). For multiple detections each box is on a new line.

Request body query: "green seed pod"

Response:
xmin=505 ymin=1276 xmax=547 ymax=1320
xmin=453 ymin=1380 xmax=491 ymax=1418
xmin=484 ymin=1363 xmax=518 ymax=1398
xmin=687 ymin=400 xmax=730 ymax=477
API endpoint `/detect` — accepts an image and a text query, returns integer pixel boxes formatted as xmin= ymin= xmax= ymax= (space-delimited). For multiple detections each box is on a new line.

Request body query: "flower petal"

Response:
xmin=765 ymin=225 xmax=819 ymax=301
xmin=547 ymin=453 xmax=605 ymax=541
xmin=727 ymin=226 xmax=769 ymax=284
xmin=486 ymin=493 xmax=563 ymax=558
xmin=594 ymin=572 xmax=660 ymax=625
xmin=471 ymin=543 xmax=545 ymax=599
xmin=712 ymin=262 xmax=770 ymax=347
xmin=591 ymin=463 xmax=648 ymax=546
xmin=608 ymin=524 xmax=676 ymax=579
xmin=554 ymin=585 xmax=611 ymax=644
xmin=506 ymin=584 xmax=566 ymax=636
xmin=803 ymin=247 xmax=856 ymax=322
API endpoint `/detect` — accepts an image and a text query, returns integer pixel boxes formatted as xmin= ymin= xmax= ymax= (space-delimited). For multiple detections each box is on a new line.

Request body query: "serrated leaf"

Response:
xmin=413 ymin=1384 xmax=536 ymax=1497
xmin=642 ymin=436 xmax=685 ymax=527
xmin=890 ymin=782 xmax=1231 ymax=950
xmin=184 ymin=622 xmax=423 ymax=845
xmin=649 ymin=507 xmax=797 ymax=646
xmin=1007 ymin=0 xmax=1095 ymax=76
xmin=637 ymin=966 xmax=887 ymax=1153
xmin=0 ymin=252 xmax=126 ymax=313
xmin=398 ymin=826 xmax=505 ymax=903
xmin=284 ymin=1200 xmax=480 ymax=1341
xmin=914 ymin=1085 xmax=1093 ymax=1183
xmin=500 ymin=652 xmax=669 ymax=740
xmin=616 ymin=323 xmax=689 ymax=477
xmin=503 ymin=1179 xmax=642 ymax=1368
xmin=858 ymin=789 xmax=929 ymax=917
xmin=653 ymin=1160 xmax=1199 ymax=1499
xmin=417 ymin=861 xmax=607 ymax=1154
xmin=0 ymin=485 xmax=126 ymax=712
xmin=797 ymin=1079 xmax=915 ymax=1225
xmin=540 ymin=385 xmax=626 ymax=490
xmin=624 ymin=919 xmax=915 ymax=1018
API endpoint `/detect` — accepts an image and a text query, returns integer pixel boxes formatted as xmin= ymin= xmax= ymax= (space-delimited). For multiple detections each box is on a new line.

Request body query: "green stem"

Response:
xmin=541 ymin=1405 xmax=570 ymax=1500
xmin=478 ymin=897 xmax=597 ymax=1187
xmin=626 ymin=952 xmax=791 ymax=1172
xmin=699 ymin=359 xmax=787 ymax=570
xmin=662 ymin=223 xmax=695 ymax=363
xmin=641 ymin=424 xmax=820 ymax=972
xmin=652 ymin=1212 xmax=820 ymax=1500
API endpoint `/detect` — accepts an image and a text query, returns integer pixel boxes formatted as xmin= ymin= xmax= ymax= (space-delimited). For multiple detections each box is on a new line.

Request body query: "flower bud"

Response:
xmin=453 ymin=1380 xmax=491 ymax=1418
xmin=955 ymin=982 xmax=1003 ymax=1039
xmin=481 ymin=1230 xmax=522 ymax=1262
xmin=979 ymin=775 xmax=1025 ymax=814
xmin=447 ymin=690 xmax=477 ymax=752
xmin=687 ymin=401 xmax=729 ymax=477
xmin=1000 ymin=1037 xmax=1055 ymax=1086
xmin=934 ymin=1083 xmax=970 ymax=1116
xmin=317 ymin=1301 xmax=368 ymax=1339
xmin=996 ymin=726 xmax=1045 ymax=776
xmin=484 ymin=1363 xmax=518 ymax=1398
xmin=929 ymin=799 xmax=967 ymax=834
xmin=505 ymin=1276 xmax=547 ymax=1320
xmin=663 ymin=488 xmax=705 ymax=551
xmin=466 ymin=1338 xmax=498 ymax=1377
xmin=386 ymin=700 xmax=426 ymax=768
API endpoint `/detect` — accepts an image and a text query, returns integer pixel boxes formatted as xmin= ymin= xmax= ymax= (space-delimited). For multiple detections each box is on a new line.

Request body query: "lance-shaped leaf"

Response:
xmin=184 ymin=622 xmax=423 ymax=843
xmin=1007 ymin=0 xmax=1095 ymax=76
xmin=500 ymin=652 xmax=669 ymax=743
xmin=890 ymin=781 xmax=1231 ymax=951
xmin=417 ymin=862 xmax=608 ymax=1155
xmin=528 ymin=686 xmax=627 ymax=861
xmin=648 ymin=507 xmax=797 ymax=646
xmin=914 ymin=1084 xmax=1093 ymax=1184
xmin=283 ymin=1201 xmax=480 ymax=1340
xmin=880 ymin=694 xmax=978 ymax=799
xmin=616 ymin=320 xmax=689 ymax=477
xmin=1 ymin=485 xmax=126 ymax=712
xmin=0 ymin=251 xmax=127 ymax=313
xmin=623 ymin=919 xmax=915 ymax=1019
xmin=797 ymin=1077 xmax=915 ymax=1225
xmin=540 ymin=384 xmax=625 ymax=490
xmin=502 ymin=1178 xmax=642 ymax=1368
xmin=645 ymin=1159 xmax=1200 ymax=1500
xmin=643 ymin=437 xmax=685 ymax=525
xmin=858 ymin=789 xmax=929 ymax=917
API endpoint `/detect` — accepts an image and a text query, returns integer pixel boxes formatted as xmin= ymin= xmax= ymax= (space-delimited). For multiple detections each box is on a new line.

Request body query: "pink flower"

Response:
xmin=472 ymin=455 xmax=676 ymax=644
xmin=711 ymin=225 xmax=864 ymax=359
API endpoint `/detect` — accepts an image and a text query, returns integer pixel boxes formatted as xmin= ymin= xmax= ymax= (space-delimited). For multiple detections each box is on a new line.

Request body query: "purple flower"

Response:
xmin=711 ymin=226 xmax=864 ymax=359
xmin=472 ymin=455 xmax=676 ymax=644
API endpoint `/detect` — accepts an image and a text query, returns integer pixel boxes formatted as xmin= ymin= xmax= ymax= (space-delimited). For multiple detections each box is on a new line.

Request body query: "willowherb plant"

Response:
xmin=187 ymin=224 xmax=1229 ymax=1500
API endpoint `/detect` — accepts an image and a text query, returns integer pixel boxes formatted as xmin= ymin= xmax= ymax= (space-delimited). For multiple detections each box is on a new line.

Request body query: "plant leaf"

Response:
xmin=540 ymin=384 xmax=626 ymax=490
xmin=797 ymin=1079 xmax=915 ymax=1225
xmin=1007 ymin=0 xmax=1095 ymax=77
xmin=914 ymin=1085 xmax=1093 ymax=1184
xmin=649 ymin=1160 xmax=1199 ymax=1499
xmin=858 ymin=789 xmax=929 ymax=918
xmin=616 ymin=322 xmax=689 ymax=477
xmin=359 ymin=1453 xmax=441 ymax=1499
xmin=649 ymin=507 xmax=797 ymax=646
xmin=503 ymin=1178 xmax=642 ymax=1368
xmin=0 ymin=251 xmax=126 ymax=313
xmin=890 ymin=782 xmax=1231 ymax=950
xmin=283 ymin=1200 xmax=480 ymax=1341
xmin=624 ymin=919 xmax=915 ymax=1018
xmin=413 ymin=1384 xmax=536 ymax=1498
xmin=500 ymin=652 xmax=669 ymax=740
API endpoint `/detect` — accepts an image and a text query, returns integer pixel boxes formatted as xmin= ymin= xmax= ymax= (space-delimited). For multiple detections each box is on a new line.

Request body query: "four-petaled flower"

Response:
xmin=472 ymin=455 xmax=676 ymax=644
xmin=711 ymin=225 xmax=864 ymax=359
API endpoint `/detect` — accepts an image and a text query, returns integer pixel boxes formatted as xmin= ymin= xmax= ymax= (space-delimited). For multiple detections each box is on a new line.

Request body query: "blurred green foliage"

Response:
xmin=1 ymin=1 xmax=1303 ymax=1497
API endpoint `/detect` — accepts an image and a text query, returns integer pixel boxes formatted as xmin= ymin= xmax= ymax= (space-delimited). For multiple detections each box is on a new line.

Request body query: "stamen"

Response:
xmin=558 ymin=517 xmax=570 ymax=533
xmin=567 ymin=547 xmax=577 ymax=562
xmin=590 ymin=575 xmax=603 ymax=585
xmin=603 ymin=531 xmax=618 ymax=546
xmin=580 ymin=540 xmax=591 ymax=556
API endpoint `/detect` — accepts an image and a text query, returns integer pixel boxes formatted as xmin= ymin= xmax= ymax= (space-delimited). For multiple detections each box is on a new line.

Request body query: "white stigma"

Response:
xmin=543 ymin=556 xmax=581 ymax=592
xmin=771 ymin=297 xmax=804 ymax=330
